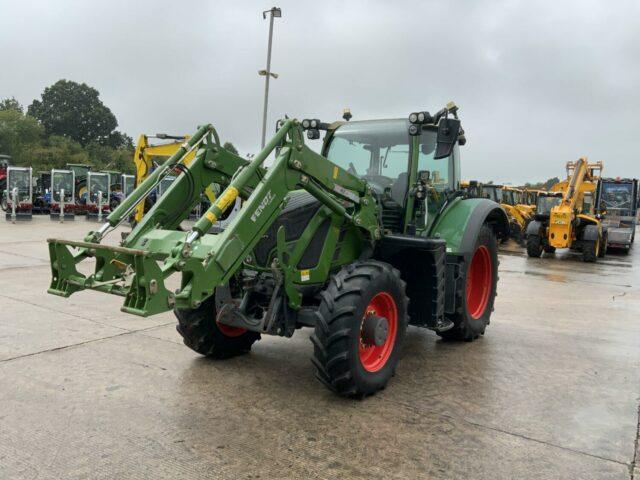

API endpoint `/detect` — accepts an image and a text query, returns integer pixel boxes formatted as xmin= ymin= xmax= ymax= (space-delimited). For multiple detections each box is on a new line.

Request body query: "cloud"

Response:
xmin=0 ymin=0 xmax=638 ymax=183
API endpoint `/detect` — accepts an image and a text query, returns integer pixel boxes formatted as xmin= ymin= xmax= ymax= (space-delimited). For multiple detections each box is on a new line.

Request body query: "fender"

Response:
xmin=582 ymin=224 xmax=600 ymax=241
xmin=526 ymin=220 xmax=543 ymax=236
xmin=576 ymin=214 xmax=599 ymax=227
xmin=429 ymin=197 xmax=509 ymax=258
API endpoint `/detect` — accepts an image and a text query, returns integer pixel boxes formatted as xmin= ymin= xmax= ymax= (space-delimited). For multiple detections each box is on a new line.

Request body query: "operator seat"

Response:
xmin=380 ymin=172 xmax=409 ymax=232
xmin=390 ymin=172 xmax=408 ymax=205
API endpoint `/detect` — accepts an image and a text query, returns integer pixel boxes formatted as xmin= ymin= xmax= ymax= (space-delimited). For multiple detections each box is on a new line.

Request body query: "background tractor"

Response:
xmin=47 ymin=103 xmax=508 ymax=397
xmin=526 ymin=158 xmax=605 ymax=261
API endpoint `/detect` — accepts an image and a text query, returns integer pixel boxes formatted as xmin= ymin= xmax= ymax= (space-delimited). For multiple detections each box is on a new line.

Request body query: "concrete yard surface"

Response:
xmin=1 ymin=218 xmax=639 ymax=479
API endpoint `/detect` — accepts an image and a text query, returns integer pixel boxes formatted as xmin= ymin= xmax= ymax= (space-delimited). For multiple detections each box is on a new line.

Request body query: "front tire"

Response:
xmin=527 ymin=234 xmax=542 ymax=258
xmin=311 ymin=260 xmax=408 ymax=398
xmin=598 ymin=232 xmax=607 ymax=258
xmin=582 ymin=238 xmax=599 ymax=263
xmin=174 ymin=294 xmax=260 ymax=358
xmin=439 ymin=225 xmax=498 ymax=341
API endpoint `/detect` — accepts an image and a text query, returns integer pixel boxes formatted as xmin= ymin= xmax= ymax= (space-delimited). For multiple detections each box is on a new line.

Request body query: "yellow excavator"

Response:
xmin=526 ymin=158 xmax=605 ymax=262
xmin=132 ymin=134 xmax=217 ymax=223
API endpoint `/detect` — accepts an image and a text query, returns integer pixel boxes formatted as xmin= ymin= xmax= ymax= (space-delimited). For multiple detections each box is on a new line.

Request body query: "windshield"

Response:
xmin=326 ymin=119 xmax=450 ymax=205
xmin=600 ymin=182 xmax=634 ymax=214
xmin=88 ymin=174 xmax=109 ymax=203
xmin=537 ymin=195 xmax=562 ymax=215
xmin=8 ymin=169 xmax=31 ymax=202
xmin=51 ymin=171 xmax=74 ymax=203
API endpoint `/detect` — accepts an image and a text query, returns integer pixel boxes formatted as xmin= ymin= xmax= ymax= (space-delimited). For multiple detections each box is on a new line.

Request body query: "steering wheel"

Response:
xmin=361 ymin=175 xmax=392 ymax=195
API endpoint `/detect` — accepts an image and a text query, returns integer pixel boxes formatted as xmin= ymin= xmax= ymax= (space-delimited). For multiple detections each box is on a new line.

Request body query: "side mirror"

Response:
xmin=434 ymin=118 xmax=461 ymax=159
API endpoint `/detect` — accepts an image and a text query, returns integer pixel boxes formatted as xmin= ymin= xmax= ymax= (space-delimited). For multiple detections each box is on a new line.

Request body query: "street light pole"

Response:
xmin=259 ymin=7 xmax=281 ymax=149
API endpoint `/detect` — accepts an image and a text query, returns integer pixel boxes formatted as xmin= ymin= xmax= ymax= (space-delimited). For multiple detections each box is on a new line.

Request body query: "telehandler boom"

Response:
xmin=47 ymin=104 xmax=508 ymax=397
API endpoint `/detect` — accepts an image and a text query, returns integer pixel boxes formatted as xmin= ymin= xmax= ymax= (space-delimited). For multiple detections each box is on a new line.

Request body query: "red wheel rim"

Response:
xmin=359 ymin=292 xmax=398 ymax=372
xmin=466 ymin=245 xmax=493 ymax=319
xmin=216 ymin=320 xmax=247 ymax=338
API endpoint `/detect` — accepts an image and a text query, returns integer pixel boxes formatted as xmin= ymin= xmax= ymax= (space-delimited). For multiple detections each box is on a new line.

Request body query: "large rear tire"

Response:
xmin=174 ymin=294 xmax=260 ymax=359
xmin=438 ymin=225 xmax=498 ymax=341
xmin=311 ymin=260 xmax=408 ymax=398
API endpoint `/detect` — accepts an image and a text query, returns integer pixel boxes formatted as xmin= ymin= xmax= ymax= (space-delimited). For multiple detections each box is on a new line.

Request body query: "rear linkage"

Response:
xmin=48 ymin=120 xmax=380 ymax=323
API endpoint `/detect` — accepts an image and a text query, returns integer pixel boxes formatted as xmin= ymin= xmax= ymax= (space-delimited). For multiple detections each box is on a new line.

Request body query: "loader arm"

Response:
xmin=47 ymin=120 xmax=379 ymax=316
xmin=132 ymin=134 xmax=217 ymax=222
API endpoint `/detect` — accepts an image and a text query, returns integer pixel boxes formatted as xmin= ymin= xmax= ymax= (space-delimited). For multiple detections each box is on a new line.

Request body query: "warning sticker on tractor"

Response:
xmin=300 ymin=269 xmax=310 ymax=282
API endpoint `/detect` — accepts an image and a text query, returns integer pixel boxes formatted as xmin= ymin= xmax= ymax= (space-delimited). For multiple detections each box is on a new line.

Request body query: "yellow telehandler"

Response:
xmin=526 ymin=158 xmax=605 ymax=262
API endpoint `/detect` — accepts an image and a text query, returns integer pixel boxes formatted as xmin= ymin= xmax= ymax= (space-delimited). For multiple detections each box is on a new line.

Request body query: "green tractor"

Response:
xmin=47 ymin=103 xmax=508 ymax=397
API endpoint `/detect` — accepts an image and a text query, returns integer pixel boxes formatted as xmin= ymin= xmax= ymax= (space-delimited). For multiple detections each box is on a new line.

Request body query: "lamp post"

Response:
xmin=259 ymin=6 xmax=281 ymax=149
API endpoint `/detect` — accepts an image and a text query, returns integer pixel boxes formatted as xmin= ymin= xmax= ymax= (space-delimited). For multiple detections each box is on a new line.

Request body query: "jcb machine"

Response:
xmin=526 ymin=158 xmax=605 ymax=262
xmin=481 ymin=184 xmax=528 ymax=243
xmin=47 ymin=104 xmax=508 ymax=397
xmin=596 ymin=177 xmax=638 ymax=252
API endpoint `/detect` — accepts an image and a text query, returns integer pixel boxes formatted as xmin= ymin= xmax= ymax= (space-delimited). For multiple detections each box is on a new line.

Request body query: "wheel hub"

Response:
xmin=361 ymin=314 xmax=389 ymax=347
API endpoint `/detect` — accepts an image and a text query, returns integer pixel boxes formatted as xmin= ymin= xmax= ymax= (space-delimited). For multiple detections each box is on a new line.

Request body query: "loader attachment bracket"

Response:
xmin=47 ymin=238 xmax=173 ymax=317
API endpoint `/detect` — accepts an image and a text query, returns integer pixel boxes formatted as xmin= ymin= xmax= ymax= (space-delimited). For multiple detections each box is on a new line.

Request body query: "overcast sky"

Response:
xmin=1 ymin=0 xmax=638 ymax=184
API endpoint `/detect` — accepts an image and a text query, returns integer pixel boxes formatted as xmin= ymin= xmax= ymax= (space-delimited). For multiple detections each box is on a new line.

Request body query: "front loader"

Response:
xmin=47 ymin=103 xmax=508 ymax=397
xmin=526 ymin=158 xmax=605 ymax=262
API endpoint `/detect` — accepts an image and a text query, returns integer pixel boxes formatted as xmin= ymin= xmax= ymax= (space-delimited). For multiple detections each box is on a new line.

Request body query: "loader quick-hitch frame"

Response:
xmin=48 ymin=120 xmax=380 ymax=317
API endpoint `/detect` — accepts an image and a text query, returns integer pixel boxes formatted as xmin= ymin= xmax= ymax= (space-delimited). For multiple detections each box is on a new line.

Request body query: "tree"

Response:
xmin=0 ymin=109 xmax=44 ymax=160
xmin=105 ymin=130 xmax=134 ymax=149
xmin=223 ymin=141 xmax=239 ymax=155
xmin=28 ymin=80 xmax=118 ymax=146
xmin=0 ymin=97 xmax=23 ymax=113
xmin=543 ymin=177 xmax=560 ymax=190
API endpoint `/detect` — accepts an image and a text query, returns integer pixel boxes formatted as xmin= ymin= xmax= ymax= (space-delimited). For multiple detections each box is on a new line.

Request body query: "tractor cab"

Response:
xmin=323 ymin=117 xmax=460 ymax=233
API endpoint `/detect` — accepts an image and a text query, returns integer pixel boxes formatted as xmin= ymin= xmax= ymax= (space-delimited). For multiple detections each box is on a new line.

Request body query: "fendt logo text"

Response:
xmin=251 ymin=190 xmax=275 ymax=222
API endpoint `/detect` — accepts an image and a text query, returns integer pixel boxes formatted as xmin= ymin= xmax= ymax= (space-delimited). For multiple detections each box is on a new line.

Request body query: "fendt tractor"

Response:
xmin=596 ymin=177 xmax=638 ymax=252
xmin=526 ymin=158 xmax=605 ymax=262
xmin=47 ymin=103 xmax=508 ymax=397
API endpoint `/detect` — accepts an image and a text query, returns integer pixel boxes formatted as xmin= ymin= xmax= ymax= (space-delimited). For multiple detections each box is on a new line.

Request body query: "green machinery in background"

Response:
xmin=47 ymin=103 xmax=508 ymax=397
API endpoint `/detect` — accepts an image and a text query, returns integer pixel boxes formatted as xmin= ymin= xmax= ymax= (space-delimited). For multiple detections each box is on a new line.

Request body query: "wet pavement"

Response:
xmin=1 ymin=218 xmax=639 ymax=479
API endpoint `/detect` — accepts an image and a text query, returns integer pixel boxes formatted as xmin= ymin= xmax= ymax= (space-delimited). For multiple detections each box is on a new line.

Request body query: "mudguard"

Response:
xmin=526 ymin=220 xmax=543 ymax=236
xmin=429 ymin=197 xmax=509 ymax=258
xmin=582 ymin=224 xmax=600 ymax=241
